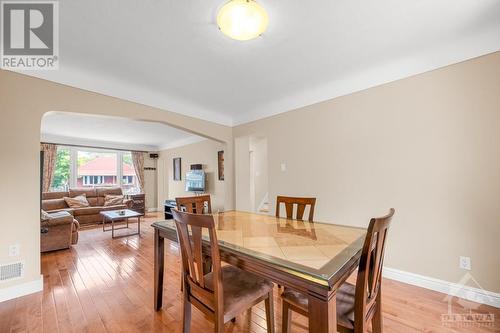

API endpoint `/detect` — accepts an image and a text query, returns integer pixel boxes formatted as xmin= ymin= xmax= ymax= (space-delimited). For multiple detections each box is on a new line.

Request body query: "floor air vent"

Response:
xmin=0 ymin=262 xmax=24 ymax=282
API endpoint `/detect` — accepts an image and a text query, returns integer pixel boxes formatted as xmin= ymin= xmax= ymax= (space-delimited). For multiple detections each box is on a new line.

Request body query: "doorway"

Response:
xmin=235 ymin=136 xmax=268 ymax=213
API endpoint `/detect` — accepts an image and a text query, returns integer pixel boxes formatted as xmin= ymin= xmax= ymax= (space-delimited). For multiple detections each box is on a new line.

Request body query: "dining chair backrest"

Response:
xmin=171 ymin=209 xmax=223 ymax=314
xmin=176 ymin=195 xmax=212 ymax=214
xmin=275 ymin=196 xmax=316 ymax=221
xmin=354 ymin=208 xmax=395 ymax=331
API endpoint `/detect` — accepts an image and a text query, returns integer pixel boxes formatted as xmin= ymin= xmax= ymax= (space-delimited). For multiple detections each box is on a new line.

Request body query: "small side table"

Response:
xmin=100 ymin=209 xmax=142 ymax=238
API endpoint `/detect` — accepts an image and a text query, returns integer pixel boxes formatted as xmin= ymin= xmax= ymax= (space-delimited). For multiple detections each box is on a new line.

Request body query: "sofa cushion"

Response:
xmin=76 ymin=214 xmax=103 ymax=225
xmin=87 ymin=197 xmax=99 ymax=206
xmin=41 ymin=211 xmax=74 ymax=227
xmin=101 ymin=204 xmax=128 ymax=211
xmin=73 ymin=206 xmax=102 ymax=216
xmin=64 ymin=194 xmax=90 ymax=208
xmin=104 ymin=195 xmax=124 ymax=206
xmin=96 ymin=187 xmax=123 ymax=197
xmin=42 ymin=191 xmax=68 ymax=200
xmin=42 ymin=198 xmax=68 ymax=211
xmin=69 ymin=188 xmax=97 ymax=198
xmin=46 ymin=208 xmax=74 ymax=215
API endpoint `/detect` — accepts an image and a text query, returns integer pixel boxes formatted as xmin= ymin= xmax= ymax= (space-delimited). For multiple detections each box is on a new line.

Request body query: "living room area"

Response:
xmin=39 ymin=111 xmax=226 ymax=251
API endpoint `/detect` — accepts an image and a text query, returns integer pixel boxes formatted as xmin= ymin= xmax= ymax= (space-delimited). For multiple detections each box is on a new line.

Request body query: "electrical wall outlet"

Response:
xmin=8 ymin=244 xmax=20 ymax=257
xmin=459 ymin=256 xmax=471 ymax=270
xmin=280 ymin=163 xmax=286 ymax=172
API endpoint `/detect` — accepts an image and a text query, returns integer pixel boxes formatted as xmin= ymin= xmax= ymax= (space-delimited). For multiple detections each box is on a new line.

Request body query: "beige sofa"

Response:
xmin=42 ymin=188 xmax=134 ymax=227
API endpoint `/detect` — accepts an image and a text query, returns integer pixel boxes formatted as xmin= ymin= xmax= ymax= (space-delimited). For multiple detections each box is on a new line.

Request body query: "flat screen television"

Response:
xmin=185 ymin=170 xmax=206 ymax=192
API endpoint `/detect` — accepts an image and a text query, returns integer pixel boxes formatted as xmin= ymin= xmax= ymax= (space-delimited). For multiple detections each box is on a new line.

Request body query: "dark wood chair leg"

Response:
xmin=182 ymin=293 xmax=191 ymax=333
xmin=372 ymin=291 xmax=383 ymax=333
xmin=282 ymin=301 xmax=291 ymax=333
xmin=265 ymin=291 xmax=275 ymax=333
xmin=154 ymin=229 xmax=164 ymax=311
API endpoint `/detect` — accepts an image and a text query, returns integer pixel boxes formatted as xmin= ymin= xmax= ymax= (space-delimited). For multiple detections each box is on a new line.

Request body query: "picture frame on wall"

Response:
xmin=217 ymin=150 xmax=224 ymax=181
xmin=173 ymin=157 xmax=181 ymax=181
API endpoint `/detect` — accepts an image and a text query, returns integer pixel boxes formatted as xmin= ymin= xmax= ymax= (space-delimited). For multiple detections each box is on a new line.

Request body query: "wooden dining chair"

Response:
xmin=175 ymin=195 xmax=213 ymax=289
xmin=176 ymin=195 xmax=212 ymax=214
xmin=172 ymin=209 xmax=275 ymax=333
xmin=275 ymin=196 xmax=316 ymax=221
xmin=281 ymin=208 xmax=395 ymax=333
xmin=275 ymin=196 xmax=317 ymax=288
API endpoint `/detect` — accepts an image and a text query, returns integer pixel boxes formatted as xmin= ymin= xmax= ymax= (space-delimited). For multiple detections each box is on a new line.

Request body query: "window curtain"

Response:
xmin=131 ymin=151 xmax=145 ymax=191
xmin=40 ymin=143 xmax=57 ymax=192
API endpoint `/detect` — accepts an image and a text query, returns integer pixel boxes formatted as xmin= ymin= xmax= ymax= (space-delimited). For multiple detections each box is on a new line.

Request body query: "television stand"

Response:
xmin=164 ymin=200 xmax=176 ymax=220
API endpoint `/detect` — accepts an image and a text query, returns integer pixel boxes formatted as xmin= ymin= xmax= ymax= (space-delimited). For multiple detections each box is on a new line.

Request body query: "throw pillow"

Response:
xmin=104 ymin=194 xmax=124 ymax=207
xmin=64 ymin=194 xmax=89 ymax=208
xmin=40 ymin=209 xmax=51 ymax=221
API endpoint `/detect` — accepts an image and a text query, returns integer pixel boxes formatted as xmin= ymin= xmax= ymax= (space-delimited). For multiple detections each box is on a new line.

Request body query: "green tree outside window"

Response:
xmin=51 ymin=148 xmax=70 ymax=190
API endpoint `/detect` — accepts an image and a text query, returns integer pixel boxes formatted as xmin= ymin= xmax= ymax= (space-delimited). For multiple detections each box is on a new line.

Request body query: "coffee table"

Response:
xmin=100 ymin=209 xmax=142 ymax=238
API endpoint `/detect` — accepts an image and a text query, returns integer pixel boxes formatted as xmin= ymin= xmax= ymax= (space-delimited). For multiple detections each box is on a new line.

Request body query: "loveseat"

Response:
xmin=42 ymin=187 xmax=134 ymax=227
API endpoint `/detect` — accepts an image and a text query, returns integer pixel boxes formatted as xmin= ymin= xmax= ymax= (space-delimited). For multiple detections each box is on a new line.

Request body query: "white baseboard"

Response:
xmin=0 ymin=275 xmax=43 ymax=303
xmin=147 ymin=207 xmax=159 ymax=213
xmin=383 ymin=267 xmax=500 ymax=308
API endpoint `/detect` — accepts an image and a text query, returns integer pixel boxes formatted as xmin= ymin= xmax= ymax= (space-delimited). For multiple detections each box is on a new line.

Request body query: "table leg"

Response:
xmin=112 ymin=218 xmax=115 ymax=238
xmin=102 ymin=216 xmax=105 ymax=232
xmin=308 ymin=291 xmax=337 ymax=333
xmin=126 ymin=217 xmax=129 ymax=228
xmin=154 ymin=228 xmax=164 ymax=311
xmin=138 ymin=216 xmax=141 ymax=235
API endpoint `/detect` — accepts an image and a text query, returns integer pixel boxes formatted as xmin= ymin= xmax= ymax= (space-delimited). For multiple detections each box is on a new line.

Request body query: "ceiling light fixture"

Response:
xmin=217 ymin=0 xmax=269 ymax=41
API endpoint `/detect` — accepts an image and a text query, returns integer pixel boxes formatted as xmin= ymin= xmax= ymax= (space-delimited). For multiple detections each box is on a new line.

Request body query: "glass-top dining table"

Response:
xmin=152 ymin=210 xmax=367 ymax=333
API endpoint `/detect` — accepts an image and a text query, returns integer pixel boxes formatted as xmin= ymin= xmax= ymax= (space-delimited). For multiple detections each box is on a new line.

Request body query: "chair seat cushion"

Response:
xmin=204 ymin=265 xmax=273 ymax=316
xmin=281 ymin=282 xmax=356 ymax=330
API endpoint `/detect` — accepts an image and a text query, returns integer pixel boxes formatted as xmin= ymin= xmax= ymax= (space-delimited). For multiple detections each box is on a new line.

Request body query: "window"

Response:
xmin=77 ymin=151 xmax=118 ymax=187
xmin=122 ymin=175 xmax=133 ymax=184
xmin=83 ymin=175 xmax=104 ymax=185
xmin=49 ymin=146 xmax=139 ymax=193
xmin=121 ymin=152 xmax=137 ymax=190
xmin=50 ymin=146 xmax=70 ymax=191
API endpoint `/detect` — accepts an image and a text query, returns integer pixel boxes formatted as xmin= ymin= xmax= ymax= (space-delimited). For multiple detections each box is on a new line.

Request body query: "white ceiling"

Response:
xmin=26 ymin=0 xmax=500 ymax=126
xmin=41 ymin=112 xmax=204 ymax=151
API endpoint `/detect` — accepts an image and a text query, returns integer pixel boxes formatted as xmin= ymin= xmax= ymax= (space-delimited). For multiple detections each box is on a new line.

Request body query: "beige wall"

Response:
xmin=0 ymin=70 xmax=234 ymax=292
xmin=234 ymin=52 xmax=500 ymax=293
xmin=157 ymin=140 xmax=226 ymax=211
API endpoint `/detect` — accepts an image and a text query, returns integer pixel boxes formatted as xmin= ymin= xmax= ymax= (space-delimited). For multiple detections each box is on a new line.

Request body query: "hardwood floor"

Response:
xmin=1 ymin=213 xmax=498 ymax=333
